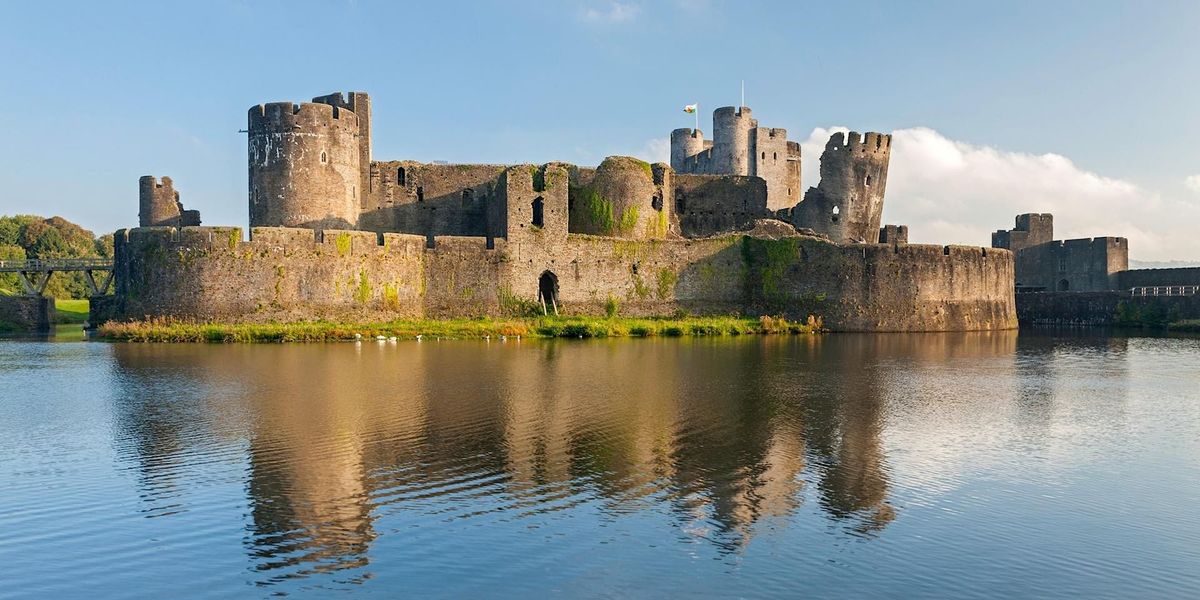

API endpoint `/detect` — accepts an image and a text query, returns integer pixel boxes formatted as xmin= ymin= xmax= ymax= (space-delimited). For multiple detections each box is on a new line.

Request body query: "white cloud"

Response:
xmin=580 ymin=1 xmax=640 ymax=23
xmin=797 ymin=126 xmax=1200 ymax=262
xmin=1186 ymin=174 xmax=1200 ymax=194
xmin=637 ymin=137 xmax=669 ymax=163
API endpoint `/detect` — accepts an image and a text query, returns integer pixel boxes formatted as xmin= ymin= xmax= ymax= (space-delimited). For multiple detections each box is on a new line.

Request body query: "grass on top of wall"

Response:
xmin=97 ymin=314 xmax=824 ymax=343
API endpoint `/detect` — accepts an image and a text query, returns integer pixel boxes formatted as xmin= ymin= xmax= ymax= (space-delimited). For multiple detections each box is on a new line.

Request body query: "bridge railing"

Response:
xmin=1129 ymin=286 xmax=1200 ymax=297
xmin=0 ymin=258 xmax=113 ymax=272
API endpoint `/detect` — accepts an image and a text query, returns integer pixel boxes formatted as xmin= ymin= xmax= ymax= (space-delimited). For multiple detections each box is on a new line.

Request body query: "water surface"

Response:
xmin=1 ymin=331 xmax=1198 ymax=598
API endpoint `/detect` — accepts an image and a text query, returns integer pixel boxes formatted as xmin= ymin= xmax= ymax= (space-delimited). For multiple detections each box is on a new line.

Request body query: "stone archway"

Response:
xmin=1058 ymin=278 xmax=1070 ymax=291
xmin=538 ymin=270 xmax=559 ymax=316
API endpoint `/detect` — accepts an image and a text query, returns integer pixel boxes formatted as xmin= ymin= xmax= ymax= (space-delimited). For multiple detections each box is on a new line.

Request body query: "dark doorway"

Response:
xmin=532 ymin=196 xmax=544 ymax=228
xmin=538 ymin=270 xmax=559 ymax=315
xmin=1058 ymin=279 xmax=1070 ymax=291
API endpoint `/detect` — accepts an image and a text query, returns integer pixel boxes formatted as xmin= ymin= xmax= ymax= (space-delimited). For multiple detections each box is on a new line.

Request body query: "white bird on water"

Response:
xmin=415 ymin=334 xmax=423 ymax=341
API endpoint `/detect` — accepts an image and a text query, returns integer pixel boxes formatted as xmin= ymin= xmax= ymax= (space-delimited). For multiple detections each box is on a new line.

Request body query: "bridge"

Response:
xmin=0 ymin=258 xmax=114 ymax=297
xmin=1130 ymin=285 xmax=1199 ymax=297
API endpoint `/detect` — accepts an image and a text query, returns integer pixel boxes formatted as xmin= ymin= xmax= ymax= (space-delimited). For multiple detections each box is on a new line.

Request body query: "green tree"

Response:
xmin=0 ymin=245 xmax=26 ymax=295
xmin=0 ymin=214 xmax=109 ymax=298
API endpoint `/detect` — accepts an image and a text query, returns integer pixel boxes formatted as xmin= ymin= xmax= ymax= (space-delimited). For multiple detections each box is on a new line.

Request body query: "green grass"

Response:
xmin=55 ymin=299 xmax=90 ymax=324
xmin=1167 ymin=320 xmax=1200 ymax=332
xmin=97 ymin=314 xmax=824 ymax=343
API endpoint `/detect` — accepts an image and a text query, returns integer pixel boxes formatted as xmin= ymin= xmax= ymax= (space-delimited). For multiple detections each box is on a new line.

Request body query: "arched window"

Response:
xmin=397 ymin=167 xmax=406 ymax=186
xmin=1059 ymin=279 xmax=1070 ymax=291
xmin=675 ymin=190 xmax=686 ymax=213
xmin=532 ymin=196 xmax=544 ymax=228
xmin=320 ymin=151 xmax=328 ymax=164
xmin=651 ymin=195 xmax=663 ymax=212
xmin=462 ymin=188 xmax=473 ymax=206
xmin=416 ymin=186 xmax=424 ymax=202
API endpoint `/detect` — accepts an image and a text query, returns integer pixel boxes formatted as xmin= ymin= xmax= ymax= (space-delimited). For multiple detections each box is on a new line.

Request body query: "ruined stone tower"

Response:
xmin=247 ymin=92 xmax=370 ymax=229
xmin=138 ymin=176 xmax=200 ymax=227
xmin=670 ymin=106 xmax=801 ymax=211
xmin=792 ymin=131 xmax=891 ymax=243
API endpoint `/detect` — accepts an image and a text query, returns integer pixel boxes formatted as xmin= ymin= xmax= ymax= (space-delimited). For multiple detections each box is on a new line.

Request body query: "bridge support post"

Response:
xmin=83 ymin=270 xmax=113 ymax=296
xmin=17 ymin=271 xmax=52 ymax=297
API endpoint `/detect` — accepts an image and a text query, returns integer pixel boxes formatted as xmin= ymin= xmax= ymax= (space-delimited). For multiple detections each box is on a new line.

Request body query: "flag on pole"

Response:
xmin=683 ymin=104 xmax=698 ymax=114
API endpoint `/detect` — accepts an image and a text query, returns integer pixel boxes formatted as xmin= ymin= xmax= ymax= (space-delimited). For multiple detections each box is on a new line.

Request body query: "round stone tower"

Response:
xmin=712 ymin=106 xmax=755 ymax=176
xmin=670 ymin=128 xmax=705 ymax=172
xmin=139 ymin=175 xmax=181 ymax=227
xmin=247 ymin=99 xmax=362 ymax=229
xmin=570 ymin=156 xmax=667 ymax=239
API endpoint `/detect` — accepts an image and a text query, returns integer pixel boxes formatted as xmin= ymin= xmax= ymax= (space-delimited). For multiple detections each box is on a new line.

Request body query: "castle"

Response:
xmin=93 ymin=91 xmax=1017 ymax=332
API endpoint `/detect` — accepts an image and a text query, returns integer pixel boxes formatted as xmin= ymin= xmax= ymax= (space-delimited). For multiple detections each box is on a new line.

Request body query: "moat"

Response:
xmin=2 ymin=332 xmax=1198 ymax=598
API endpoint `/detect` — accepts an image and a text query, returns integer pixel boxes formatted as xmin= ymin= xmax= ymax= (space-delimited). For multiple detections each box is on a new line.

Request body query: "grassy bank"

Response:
xmin=1167 ymin=320 xmax=1200 ymax=333
xmin=97 ymin=314 xmax=823 ymax=343
xmin=55 ymin=299 xmax=90 ymax=324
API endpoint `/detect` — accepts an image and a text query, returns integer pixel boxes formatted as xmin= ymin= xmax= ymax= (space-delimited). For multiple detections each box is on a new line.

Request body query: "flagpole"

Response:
xmin=741 ymin=80 xmax=745 ymax=108
xmin=695 ymin=103 xmax=699 ymax=132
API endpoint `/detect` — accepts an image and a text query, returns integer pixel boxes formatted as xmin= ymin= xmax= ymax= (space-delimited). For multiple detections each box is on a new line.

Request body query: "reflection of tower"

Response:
xmin=242 ymin=346 xmax=377 ymax=581
xmin=803 ymin=335 xmax=896 ymax=533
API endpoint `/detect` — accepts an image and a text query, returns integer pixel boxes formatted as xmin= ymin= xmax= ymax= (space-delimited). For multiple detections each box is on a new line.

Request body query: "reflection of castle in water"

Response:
xmin=109 ymin=332 xmax=1020 ymax=581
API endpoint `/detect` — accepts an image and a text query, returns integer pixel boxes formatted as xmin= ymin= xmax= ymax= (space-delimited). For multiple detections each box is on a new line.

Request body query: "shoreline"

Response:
xmin=96 ymin=315 xmax=824 ymax=343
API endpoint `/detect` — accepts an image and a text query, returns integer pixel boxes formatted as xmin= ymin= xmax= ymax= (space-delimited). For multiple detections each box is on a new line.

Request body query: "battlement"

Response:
xmin=828 ymin=131 xmax=892 ymax=154
xmin=1057 ymin=237 xmax=1128 ymax=250
xmin=120 ymin=225 xmax=514 ymax=255
xmin=247 ymin=101 xmax=359 ymax=132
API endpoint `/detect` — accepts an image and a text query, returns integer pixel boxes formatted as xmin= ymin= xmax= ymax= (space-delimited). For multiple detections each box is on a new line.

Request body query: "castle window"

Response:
xmin=865 ymin=174 xmax=872 ymax=187
xmin=675 ymin=191 xmax=686 ymax=213
xmin=462 ymin=189 xmax=473 ymax=206
xmin=532 ymin=196 xmax=544 ymax=228
xmin=773 ymin=152 xmax=777 ymax=160
xmin=831 ymin=205 xmax=840 ymax=223
xmin=320 ymin=151 xmax=328 ymax=164
xmin=417 ymin=186 xmax=424 ymax=202
xmin=1059 ymin=279 xmax=1070 ymax=291
xmin=652 ymin=195 xmax=663 ymax=212
xmin=761 ymin=151 xmax=766 ymax=160
xmin=1058 ymin=258 xmax=1067 ymax=272
xmin=397 ymin=167 xmax=406 ymax=186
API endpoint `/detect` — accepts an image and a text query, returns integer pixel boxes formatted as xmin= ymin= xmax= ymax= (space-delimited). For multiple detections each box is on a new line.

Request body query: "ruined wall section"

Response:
xmin=360 ymin=162 xmax=505 ymax=237
xmin=567 ymin=157 xmax=668 ymax=239
xmin=673 ymin=174 xmax=769 ymax=238
xmin=139 ymin=176 xmax=200 ymax=227
xmin=793 ymin=131 xmax=891 ymax=243
xmin=248 ymin=100 xmax=361 ymax=230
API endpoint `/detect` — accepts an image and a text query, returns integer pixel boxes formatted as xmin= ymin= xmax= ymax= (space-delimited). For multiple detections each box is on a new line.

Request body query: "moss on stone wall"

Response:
xmin=656 ymin=269 xmax=677 ymax=300
xmin=383 ymin=283 xmax=400 ymax=310
xmin=741 ymin=236 xmax=801 ymax=307
xmin=619 ymin=206 xmax=639 ymax=235
xmin=355 ymin=271 xmax=370 ymax=304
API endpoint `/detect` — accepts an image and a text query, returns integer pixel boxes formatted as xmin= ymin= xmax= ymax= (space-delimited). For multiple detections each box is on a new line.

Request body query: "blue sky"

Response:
xmin=2 ymin=1 xmax=1198 ymax=259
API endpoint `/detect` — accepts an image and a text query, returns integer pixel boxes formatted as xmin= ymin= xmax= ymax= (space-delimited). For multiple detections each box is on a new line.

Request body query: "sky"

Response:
xmin=1 ymin=0 xmax=1198 ymax=261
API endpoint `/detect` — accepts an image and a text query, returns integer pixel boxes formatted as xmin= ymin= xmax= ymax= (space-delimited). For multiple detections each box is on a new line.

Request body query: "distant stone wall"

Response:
xmin=98 ymin=224 xmax=1017 ymax=332
xmin=0 ymin=296 xmax=53 ymax=332
xmin=1115 ymin=267 xmax=1200 ymax=289
xmin=1016 ymin=291 xmax=1200 ymax=326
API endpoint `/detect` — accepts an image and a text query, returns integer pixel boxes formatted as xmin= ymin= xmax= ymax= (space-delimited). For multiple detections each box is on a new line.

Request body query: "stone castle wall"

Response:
xmin=96 ymin=224 xmax=1017 ymax=332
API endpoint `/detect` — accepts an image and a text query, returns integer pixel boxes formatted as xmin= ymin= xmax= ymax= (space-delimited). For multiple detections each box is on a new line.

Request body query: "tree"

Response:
xmin=0 ymin=214 xmax=109 ymax=298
